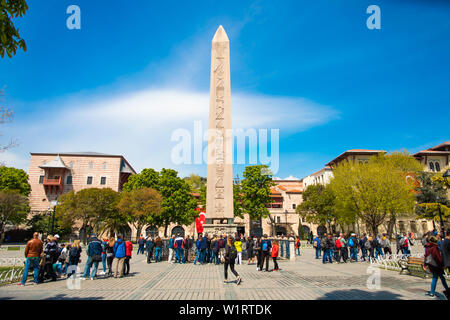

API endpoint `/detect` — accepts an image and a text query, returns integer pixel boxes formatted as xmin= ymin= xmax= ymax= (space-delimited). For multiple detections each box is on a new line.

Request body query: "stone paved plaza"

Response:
xmin=0 ymin=246 xmax=444 ymax=300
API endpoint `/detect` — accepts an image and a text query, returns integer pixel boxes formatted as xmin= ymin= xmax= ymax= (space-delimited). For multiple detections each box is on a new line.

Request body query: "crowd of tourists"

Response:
xmin=19 ymin=232 xmax=139 ymax=285
xmin=18 ymin=229 xmax=450 ymax=298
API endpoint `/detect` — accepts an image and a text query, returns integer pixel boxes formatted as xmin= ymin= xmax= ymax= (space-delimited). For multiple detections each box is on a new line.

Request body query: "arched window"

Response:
xmin=171 ymin=226 xmax=185 ymax=237
xmin=89 ymin=162 xmax=94 ymax=169
xmin=435 ymin=162 xmax=440 ymax=172
xmin=103 ymin=162 xmax=107 ymax=170
xmin=429 ymin=162 xmax=435 ymax=172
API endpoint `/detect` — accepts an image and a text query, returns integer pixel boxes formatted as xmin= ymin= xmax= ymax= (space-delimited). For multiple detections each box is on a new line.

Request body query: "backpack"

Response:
xmin=348 ymin=238 xmax=354 ymax=248
xmin=69 ymin=247 xmax=79 ymax=258
xmin=262 ymin=241 xmax=268 ymax=251
xmin=365 ymin=241 xmax=371 ymax=249
xmin=335 ymin=239 xmax=342 ymax=249
xmin=229 ymin=245 xmax=238 ymax=260
xmin=313 ymin=240 xmax=318 ymax=248
xmin=425 ymin=252 xmax=438 ymax=267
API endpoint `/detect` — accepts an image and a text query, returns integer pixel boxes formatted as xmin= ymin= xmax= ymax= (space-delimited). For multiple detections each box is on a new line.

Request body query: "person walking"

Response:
xmin=168 ymin=235 xmax=175 ymax=263
xmin=234 ymin=237 xmax=243 ymax=265
xmin=67 ymin=240 xmax=82 ymax=278
xmin=154 ymin=236 xmax=162 ymax=262
xmin=223 ymin=236 xmax=241 ymax=284
xmin=104 ymin=237 xmax=115 ymax=276
xmin=113 ymin=235 xmax=126 ymax=278
xmin=260 ymin=234 xmax=272 ymax=271
xmin=424 ymin=236 xmax=449 ymax=299
xmin=146 ymin=236 xmax=154 ymax=264
xmin=19 ymin=232 xmax=43 ymax=286
xmin=123 ymin=239 xmax=133 ymax=275
xmin=272 ymin=239 xmax=280 ymax=271
xmin=313 ymin=234 xmax=321 ymax=259
xmin=81 ymin=233 xmax=103 ymax=280
xmin=137 ymin=235 xmax=145 ymax=255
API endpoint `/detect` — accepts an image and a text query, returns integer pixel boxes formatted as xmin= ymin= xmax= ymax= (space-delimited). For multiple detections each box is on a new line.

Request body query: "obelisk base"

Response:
xmin=202 ymin=218 xmax=237 ymax=236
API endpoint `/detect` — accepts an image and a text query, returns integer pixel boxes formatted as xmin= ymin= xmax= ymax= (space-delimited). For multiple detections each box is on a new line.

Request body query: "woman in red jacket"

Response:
xmin=123 ymin=240 xmax=133 ymax=276
xmin=424 ymin=236 xmax=449 ymax=299
xmin=272 ymin=240 xmax=280 ymax=271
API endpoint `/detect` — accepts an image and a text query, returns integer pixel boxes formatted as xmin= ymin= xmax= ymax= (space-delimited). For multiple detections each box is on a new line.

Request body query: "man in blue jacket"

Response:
xmin=113 ymin=235 xmax=126 ymax=278
xmin=313 ymin=235 xmax=321 ymax=259
xmin=81 ymin=233 xmax=103 ymax=280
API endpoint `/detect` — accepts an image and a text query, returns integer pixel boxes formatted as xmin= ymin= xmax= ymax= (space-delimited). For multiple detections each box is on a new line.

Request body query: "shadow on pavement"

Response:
xmin=317 ymin=289 xmax=404 ymax=300
xmin=43 ymin=294 xmax=104 ymax=300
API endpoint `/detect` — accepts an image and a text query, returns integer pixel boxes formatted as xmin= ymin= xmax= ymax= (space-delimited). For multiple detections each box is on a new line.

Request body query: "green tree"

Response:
xmin=27 ymin=211 xmax=72 ymax=238
xmin=123 ymin=168 xmax=198 ymax=237
xmin=0 ymin=190 xmax=29 ymax=245
xmin=0 ymin=0 xmax=28 ymax=58
xmin=236 ymin=165 xmax=275 ymax=234
xmin=329 ymin=153 xmax=418 ymax=236
xmin=296 ymin=184 xmax=341 ymax=232
xmin=0 ymin=166 xmax=30 ymax=196
xmin=56 ymin=188 xmax=120 ymax=244
xmin=117 ymin=188 xmax=162 ymax=238
xmin=415 ymin=172 xmax=449 ymax=229
xmin=123 ymin=168 xmax=159 ymax=191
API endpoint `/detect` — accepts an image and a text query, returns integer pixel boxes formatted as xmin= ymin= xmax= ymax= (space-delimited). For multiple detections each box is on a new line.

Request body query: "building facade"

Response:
xmin=28 ymin=152 xmax=136 ymax=213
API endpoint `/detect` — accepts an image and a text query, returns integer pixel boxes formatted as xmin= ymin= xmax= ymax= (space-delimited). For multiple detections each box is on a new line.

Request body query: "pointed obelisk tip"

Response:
xmin=212 ymin=25 xmax=229 ymax=42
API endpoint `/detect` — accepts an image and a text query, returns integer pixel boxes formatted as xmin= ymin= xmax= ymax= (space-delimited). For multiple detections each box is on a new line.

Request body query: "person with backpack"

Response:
xmin=67 ymin=240 xmax=82 ymax=278
xmin=313 ymin=235 xmax=321 ymax=259
xmin=234 ymin=237 xmax=243 ymax=265
xmin=81 ymin=233 xmax=103 ymax=280
xmin=223 ymin=236 xmax=241 ymax=285
xmin=260 ymin=234 xmax=272 ymax=271
xmin=272 ymin=239 xmax=280 ymax=271
xmin=123 ymin=239 xmax=133 ymax=275
xmin=348 ymin=233 xmax=358 ymax=262
xmin=154 ymin=236 xmax=163 ymax=262
xmin=100 ymin=237 xmax=108 ymax=275
xmin=43 ymin=235 xmax=58 ymax=282
xmin=104 ymin=237 xmax=115 ymax=276
xmin=322 ymin=234 xmax=333 ymax=264
xmin=113 ymin=235 xmax=126 ymax=278
xmin=373 ymin=235 xmax=382 ymax=259
xmin=295 ymin=236 xmax=301 ymax=256
xmin=145 ymin=236 xmax=154 ymax=264
xmin=334 ymin=234 xmax=341 ymax=262
xmin=424 ymin=236 xmax=449 ymax=299
xmin=366 ymin=236 xmax=375 ymax=260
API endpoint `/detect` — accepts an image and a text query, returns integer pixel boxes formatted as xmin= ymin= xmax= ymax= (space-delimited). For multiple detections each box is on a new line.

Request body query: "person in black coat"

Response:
xmin=224 ymin=236 xmax=241 ymax=284
xmin=184 ymin=235 xmax=193 ymax=263
xmin=145 ymin=237 xmax=154 ymax=263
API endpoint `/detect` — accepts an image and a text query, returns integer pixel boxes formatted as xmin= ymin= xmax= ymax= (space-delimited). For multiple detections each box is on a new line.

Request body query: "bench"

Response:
xmin=398 ymin=257 xmax=429 ymax=278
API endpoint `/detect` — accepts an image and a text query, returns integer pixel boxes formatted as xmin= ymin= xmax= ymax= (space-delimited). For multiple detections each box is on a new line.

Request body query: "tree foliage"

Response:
xmin=0 ymin=190 xmax=29 ymax=245
xmin=123 ymin=168 xmax=197 ymax=237
xmin=415 ymin=171 xmax=450 ymax=224
xmin=0 ymin=166 xmax=30 ymax=196
xmin=56 ymin=188 xmax=120 ymax=243
xmin=329 ymin=152 xmax=420 ymax=235
xmin=0 ymin=0 xmax=28 ymax=58
xmin=235 ymin=165 xmax=274 ymax=222
xmin=117 ymin=188 xmax=162 ymax=238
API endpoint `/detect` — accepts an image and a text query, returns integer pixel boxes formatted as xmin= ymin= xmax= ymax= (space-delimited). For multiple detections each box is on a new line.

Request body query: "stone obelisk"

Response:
xmin=204 ymin=25 xmax=236 ymax=235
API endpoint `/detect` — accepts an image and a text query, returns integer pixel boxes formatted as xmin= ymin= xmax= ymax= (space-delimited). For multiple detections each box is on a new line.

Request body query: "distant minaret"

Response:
xmin=206 ymin=26 xmax=234 ymax=223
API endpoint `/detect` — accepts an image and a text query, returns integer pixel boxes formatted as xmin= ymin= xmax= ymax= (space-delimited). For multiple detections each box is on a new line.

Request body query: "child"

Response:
xmin=272 ymin=240 xmax=280 ymax=271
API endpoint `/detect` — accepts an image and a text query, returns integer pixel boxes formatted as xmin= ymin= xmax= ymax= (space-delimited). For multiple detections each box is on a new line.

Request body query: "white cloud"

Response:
xmin=2 ymin=87 xmax=338 ymax=176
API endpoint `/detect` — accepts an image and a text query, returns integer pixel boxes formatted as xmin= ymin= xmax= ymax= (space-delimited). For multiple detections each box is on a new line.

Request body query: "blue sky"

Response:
xmin=0 ymin=0 xmax=449 ymax=179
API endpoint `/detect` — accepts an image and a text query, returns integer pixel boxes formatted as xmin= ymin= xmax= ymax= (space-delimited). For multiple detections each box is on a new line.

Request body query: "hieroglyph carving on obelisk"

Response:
xmin=206 ymin=25 xmax=233 ymax=220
